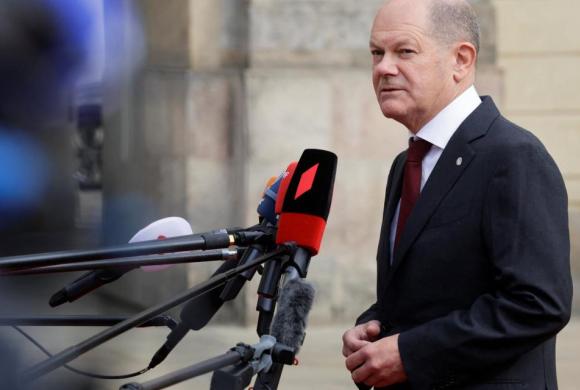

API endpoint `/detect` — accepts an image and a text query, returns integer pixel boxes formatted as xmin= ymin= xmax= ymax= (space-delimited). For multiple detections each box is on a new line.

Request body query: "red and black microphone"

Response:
xmin=275 ymin=148 xmax=337 ymax=275
xmin=253 ymin=149 xmax=337 ymax=390
xmin=255 ymin=149 xmax=336 ymax=335
xmin=149 ymin=164 xmax=297 ymax=369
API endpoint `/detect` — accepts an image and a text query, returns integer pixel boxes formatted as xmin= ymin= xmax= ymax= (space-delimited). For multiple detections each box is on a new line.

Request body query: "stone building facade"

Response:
xmin=102 ymin=0 xmax=579 ymax=324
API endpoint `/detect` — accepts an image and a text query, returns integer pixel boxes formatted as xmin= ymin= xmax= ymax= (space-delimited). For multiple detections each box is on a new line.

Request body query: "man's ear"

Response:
xmin=452 ymin=42 xmax=477 ymax=83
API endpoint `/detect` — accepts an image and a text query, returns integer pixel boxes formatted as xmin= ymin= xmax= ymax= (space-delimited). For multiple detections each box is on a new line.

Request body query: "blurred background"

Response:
xmin=0 ymin=0 xmax=577 ymax=389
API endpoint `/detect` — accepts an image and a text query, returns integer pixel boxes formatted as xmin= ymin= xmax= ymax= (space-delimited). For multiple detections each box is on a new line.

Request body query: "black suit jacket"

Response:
xmin=356 ymin=97 xmax=573 ymax=390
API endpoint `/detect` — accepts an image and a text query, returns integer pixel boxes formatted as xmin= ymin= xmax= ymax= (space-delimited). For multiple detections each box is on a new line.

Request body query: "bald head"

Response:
xmin=378 ymin=0 xmax=480 ymax=54
xmin=428 ymin=0 xmax=480 ymax=53
xmin=370 ymin=0 xmax=480 ymax=131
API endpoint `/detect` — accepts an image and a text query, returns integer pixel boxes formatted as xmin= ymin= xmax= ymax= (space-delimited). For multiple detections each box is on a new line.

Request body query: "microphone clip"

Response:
xmin=232 ymin=228 xmax=276 ymax=247
xmin=277 ymin=243 xmax=310 ymax=279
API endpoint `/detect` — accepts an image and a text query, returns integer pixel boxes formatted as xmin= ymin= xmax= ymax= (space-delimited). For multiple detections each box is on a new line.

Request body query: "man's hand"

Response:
xmin=342 ymin=320 xmax=381 ymax=357
xmin=345 ymin=333 xmax=407 ymax=388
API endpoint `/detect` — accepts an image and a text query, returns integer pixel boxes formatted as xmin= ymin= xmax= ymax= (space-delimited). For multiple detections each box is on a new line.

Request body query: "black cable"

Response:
xmin=12 ymin=326 xmax=149 ymax=380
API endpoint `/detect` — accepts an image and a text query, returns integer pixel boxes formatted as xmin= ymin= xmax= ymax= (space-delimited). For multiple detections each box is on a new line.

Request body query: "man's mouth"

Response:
xmin=380 ymin=87 xmax=403 ymax=92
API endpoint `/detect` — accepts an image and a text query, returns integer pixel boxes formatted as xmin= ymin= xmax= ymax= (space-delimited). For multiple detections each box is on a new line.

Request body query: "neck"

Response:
xmin=406 ymin=82 xmax=474 ymax=133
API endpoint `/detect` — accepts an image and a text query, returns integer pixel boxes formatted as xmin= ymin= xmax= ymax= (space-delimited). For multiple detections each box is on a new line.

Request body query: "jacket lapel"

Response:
xmin=382 ymin=153 xmax=406 ymax=266
xmin=387 ymin=96 xmax=500 ymax=278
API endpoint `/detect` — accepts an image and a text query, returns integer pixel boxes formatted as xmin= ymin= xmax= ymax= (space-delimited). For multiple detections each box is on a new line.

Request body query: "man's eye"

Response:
xmin=399 ymin=49 xmax=415 ymax=55
xmin=371 ymin=50 xmax=384 ymax=56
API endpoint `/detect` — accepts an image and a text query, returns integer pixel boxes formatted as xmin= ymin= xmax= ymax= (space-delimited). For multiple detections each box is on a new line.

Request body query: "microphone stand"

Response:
xmin=0 ymin=315 xmax=176 ymax=329
xmin=0 ymin=229 xmax=263 ymax=269
xmin=253 ymin=248 xmax=312 ymax=390
xmin=120 ymin=336 xmax=296 ymax=390
xmin=19 ymin=246 xmax=292 ymax=382
xmin=255 ymin=255 xmax=285 ymax=336
xmin=0 ymin=248 xmax=244 ymax=276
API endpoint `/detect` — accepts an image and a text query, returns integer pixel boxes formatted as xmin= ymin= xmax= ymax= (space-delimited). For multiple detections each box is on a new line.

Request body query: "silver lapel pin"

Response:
xmin=456 ymin=157 xmax=463 ymax=166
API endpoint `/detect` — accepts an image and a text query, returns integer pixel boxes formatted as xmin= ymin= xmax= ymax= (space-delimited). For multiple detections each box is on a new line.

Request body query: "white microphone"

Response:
xmin=129 ymin=217 xmax=193 ymax=272
xmin=49 ymin=217 xmax=194 ymax=307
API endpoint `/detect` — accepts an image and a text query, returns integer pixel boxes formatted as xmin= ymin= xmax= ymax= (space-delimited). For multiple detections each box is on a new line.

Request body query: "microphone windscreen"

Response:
xmin=275 ymin=149 xmax=337 ymax=254
xmin=271 ymin=278 xmax=315 ymax=354
xmin=275 ymin=162 xmax=298 ymax=215
xmin=129 ymin=217 xmax=193 ymax=272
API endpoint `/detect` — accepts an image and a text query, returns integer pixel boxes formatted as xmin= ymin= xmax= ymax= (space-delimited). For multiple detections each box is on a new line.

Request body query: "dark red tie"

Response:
xmin=395 ymin=138 xmax=432 ymax=248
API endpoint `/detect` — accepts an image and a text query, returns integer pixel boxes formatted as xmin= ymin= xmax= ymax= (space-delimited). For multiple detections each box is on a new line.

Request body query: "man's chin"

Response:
xmin=379 ymin=104 xmax=406 ymax=121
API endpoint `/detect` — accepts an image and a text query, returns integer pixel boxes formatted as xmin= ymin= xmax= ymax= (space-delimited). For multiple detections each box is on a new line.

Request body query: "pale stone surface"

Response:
xmin=475 ymin=65 xmax=504 ymax=103
xmin=141 ymin=0 xmax=248 ymax=69
xmin=103 ymin=0 xmax=580 ymax=328
xmin=103 ymin=68 xmax=246 ymax=308
xmin=506 ymin=114 xmax=580 ymax=178
xmin=185 ymin=157 xmax=234 ymax=234
xmin=246 ymin=69 xmax=335 ymax=162
xmin=244 ymin=57 xmax=506 ymax=321
xmin=246 ymin=68 xmax=410 ymax=161
xmin=499 ymin=57 xmax=580 ymax=112
xmin=569 ymin=210 xmax=580 ymax=313
xmin=184 ymin=73 xmax=236 ymax=160
xmin=494 ymin=0 xmax=580 ymax=55
xmin=250 ymin=0 xmax=497 ymax=67
xmin=243 ymin=62 xmax=504 ymax=322
xmin=471 ymin=0 xmax=497 ymax=65
xmin=158 ymin=157 xmax=188 ymax=218
xmin=250 ymin=1 xmax=382 ymax=67
xmin=493 ymin=0 xmax=580 ymax=318
xmin=142 ymin=71 xmax=188 ymax=157
xmin=566 ymin=180 xmax=580 ymax=209
xmin=141 ymin=0 xmax=191 ymax=68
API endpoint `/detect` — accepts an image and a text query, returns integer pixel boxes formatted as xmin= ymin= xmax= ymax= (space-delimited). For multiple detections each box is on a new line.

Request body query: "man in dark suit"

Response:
xmin=341 ymin=0 xmax=573 ymax=389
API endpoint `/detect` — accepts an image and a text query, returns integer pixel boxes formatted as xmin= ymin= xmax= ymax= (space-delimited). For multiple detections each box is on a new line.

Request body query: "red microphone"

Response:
xmin=275 ymin=161 xmax=298 ymax=216
xmin=275 ymin=149 xmax=337 ymax=258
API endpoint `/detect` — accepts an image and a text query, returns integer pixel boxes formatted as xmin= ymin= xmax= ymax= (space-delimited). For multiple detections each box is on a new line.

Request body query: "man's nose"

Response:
xmin=374 ymin=54 xmax=399 ymax=77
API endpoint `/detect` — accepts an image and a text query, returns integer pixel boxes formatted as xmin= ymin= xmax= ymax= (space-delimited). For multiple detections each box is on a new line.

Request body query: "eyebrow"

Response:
xmin=369 ymin=37 xmax=419 ymax=49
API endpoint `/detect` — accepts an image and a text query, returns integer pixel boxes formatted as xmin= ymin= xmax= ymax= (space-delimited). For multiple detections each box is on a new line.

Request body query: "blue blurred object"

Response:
xmin=0 ymin=127 xmax=50 ymax=226
xmin=257 ymin=172 xmax=284 ymax=225
xmin=0 ymin=0 xmax=92 ymax=125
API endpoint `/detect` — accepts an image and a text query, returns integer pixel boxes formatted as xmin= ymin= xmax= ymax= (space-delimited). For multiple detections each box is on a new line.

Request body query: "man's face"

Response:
xmin=370 ymin=0 xmax=455 ymax=132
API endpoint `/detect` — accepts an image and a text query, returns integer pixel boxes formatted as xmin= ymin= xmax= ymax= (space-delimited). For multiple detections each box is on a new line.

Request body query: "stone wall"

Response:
xmin=243 ymin=0 xmax=503 ymax=324
xmin=101 ymin=0 xmax=249 ymax=321
xmin=101 ymin=0 xmax=578 ymax=324
xmin=493 ymin=0 xmax=580 ymax=312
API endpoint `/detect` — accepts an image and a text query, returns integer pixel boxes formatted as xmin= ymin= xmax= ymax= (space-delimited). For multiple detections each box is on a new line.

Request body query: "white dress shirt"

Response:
xmin=389 ymin=86 xmax=482 ymax=261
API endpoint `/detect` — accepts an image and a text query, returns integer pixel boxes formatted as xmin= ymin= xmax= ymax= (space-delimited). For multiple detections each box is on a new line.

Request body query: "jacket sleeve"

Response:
xmin=356 ymin=303 xmax=380 ymax=325
xmin=397 ymin=141 xmax=573 ymax=388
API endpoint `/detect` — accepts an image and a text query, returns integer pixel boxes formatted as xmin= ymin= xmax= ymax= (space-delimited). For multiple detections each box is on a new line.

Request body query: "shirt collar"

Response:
xmin=413 ymin=85 xmax=482 ymax=150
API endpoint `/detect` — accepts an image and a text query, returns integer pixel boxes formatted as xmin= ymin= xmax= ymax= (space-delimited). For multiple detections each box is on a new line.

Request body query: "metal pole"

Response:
xmin=0 ymin=249 xmax=242 ymax=276
xmin=20 ymin=247 xmax=288 ymax=381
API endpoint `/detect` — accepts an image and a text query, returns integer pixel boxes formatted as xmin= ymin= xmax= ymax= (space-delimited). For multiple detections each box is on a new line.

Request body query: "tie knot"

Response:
xmin=407 ymin=138 xmax=432 ymax=163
